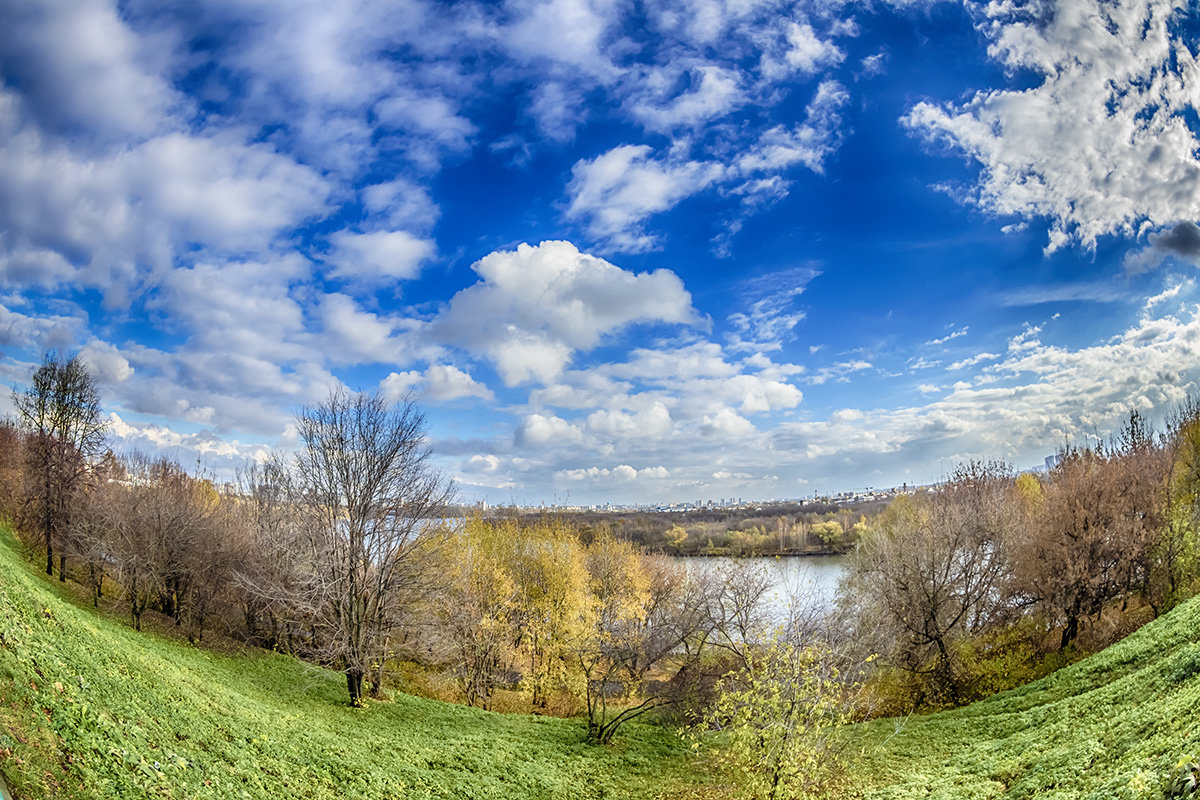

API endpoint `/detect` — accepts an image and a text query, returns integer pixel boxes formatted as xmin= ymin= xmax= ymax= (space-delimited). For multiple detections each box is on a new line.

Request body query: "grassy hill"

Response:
xmin=852 ymin=598 xmax=1200 ymax=799
xmin=0 ymin=528 xmax=695 ymax=800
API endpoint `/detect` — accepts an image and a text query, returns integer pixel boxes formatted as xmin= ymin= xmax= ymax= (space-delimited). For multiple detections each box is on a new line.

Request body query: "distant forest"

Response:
xmin=456 ymin=499 xmax=891 ymax=556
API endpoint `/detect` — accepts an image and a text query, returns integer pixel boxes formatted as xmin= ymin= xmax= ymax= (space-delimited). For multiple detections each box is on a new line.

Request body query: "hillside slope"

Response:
xmin=0 ymin=530 xmax=692 ymax=800
xmin=856 ymin=597 xmax=1200 ymax=799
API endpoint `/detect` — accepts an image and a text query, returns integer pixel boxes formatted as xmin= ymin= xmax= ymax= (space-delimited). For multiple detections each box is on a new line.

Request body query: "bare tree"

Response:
xmin=844 ymin=461 xmax=1018 ymax=705
xmin=12 ymin=352 xmax=106 ymax=578
xmin=232 ymin=457 xmax=321 ymax=654
xmin=294 ymin=388 xmax=453 ymax=706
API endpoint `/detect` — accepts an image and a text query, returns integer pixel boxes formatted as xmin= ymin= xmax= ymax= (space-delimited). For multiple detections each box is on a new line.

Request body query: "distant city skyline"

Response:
xmin=3 ymin=0 xmax=1200 ymax=506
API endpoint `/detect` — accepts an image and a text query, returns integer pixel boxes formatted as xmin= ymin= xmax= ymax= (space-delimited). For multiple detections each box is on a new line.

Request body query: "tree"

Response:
xmin=12 ymin=352 xmax=106 ymax=577
xmin=1013 ymin=421 xmax=1169 ymax=650
xmin=233 ymin=457 xmax=320 ymax=653
xmin=845 ymin=461 xmax=1017 ymax=705
xmin=1153 ymin=399 xmax=1200 ymax=611
xmin=294 ymin=388 xmax=453 ymax=706
xmin=433 ymin=517 xmax=523 ymax=708
xmin=701 ymin=638 xmax=858 ymax=800
xmin=577 ymin=539 xmax=694 ymax=743
xmin=503 ymin=518 xmax=592 ymax=710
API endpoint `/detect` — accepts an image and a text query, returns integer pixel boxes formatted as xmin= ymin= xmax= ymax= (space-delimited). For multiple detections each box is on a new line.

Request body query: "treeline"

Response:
xmin=553 ymin=503 xmax=876 ymax=555
xmin=841 ymin=405 xmax=1200 ymax=711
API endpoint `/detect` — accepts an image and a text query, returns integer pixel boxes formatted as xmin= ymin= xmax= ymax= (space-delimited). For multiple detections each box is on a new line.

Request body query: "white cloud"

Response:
xmin=586 ymin=401 xmax=674 ymax=438
xmin=0 ymin=0 xmax=175 ymax=142
xmin=315 ymin=293 xmax=405 ymax=365
xmin=0 ymin=301 xmax=83 ymax=351
xmin=736 ymin=81 xmax=849 ymax=175
xmin=327 ymin=230 xmax=435 ymax=282
xmin=948 ymin=352 xmax=1000 ymax=371
xmin=466 ymin=454 xmax=501 ymax=474
xmin=106 ymin=412 xmax=273 ymax=466
xmin=79 ymin=339 xmax=133 ymax=384
xmin=361 ymin=179 xmax=439 ymax=232
xmin=434 ymin=241 xmax=698 ymax=385
xmin=515 ymin=412 xmax=583 ymax=446
xmin=566 ymin=145 xmax=725 ymax=251
xmin=0 ymin=105 xmax=331 ymax=302
xmin=380 ymin=364 xmax=494 ymax=402
xmin=629 ymin=65 xmax=744 ymax=132
xmin=374 ymin=90 xmax=475 ymax=151
xmin=768 ymin=22 xmax=844 ymax=77
xmin=558 ymin=463 xmax=668 ymax=482
xmin=700 ymin=407 xmax=756 ymax=437
xmin=500 ymin=0 xmax=622 ymax=79
xmin=904 ymin=0 xmax=1200 ymax=251
xmin=925 ymin=326 xmax=968 ymax=346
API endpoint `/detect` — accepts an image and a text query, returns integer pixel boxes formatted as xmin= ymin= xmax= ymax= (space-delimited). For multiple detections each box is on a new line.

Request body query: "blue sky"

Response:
xmin=3 ymin=0 xmax=1200 ymax=506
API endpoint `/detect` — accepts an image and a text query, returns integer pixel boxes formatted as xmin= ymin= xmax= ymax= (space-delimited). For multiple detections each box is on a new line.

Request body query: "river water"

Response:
xmin=679 ymin=554 xmax=848 ymax=621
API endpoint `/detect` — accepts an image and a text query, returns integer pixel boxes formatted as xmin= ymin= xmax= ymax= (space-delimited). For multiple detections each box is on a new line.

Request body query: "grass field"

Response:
xmin=0 ymin=528 xmax=697 ymax=800
xmin=850 ymin=595 xmax=1200 ymax=799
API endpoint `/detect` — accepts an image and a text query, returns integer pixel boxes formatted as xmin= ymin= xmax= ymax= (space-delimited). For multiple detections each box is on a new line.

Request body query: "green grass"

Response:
xmin=0 ymin=529 xmax=696 ymax=800
xmin=852 ymin=596 xmax=1200 ymax=799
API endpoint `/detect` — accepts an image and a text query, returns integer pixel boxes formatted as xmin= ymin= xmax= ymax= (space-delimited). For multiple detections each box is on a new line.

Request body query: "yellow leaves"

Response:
xmin=1014 ymin=472 xmax=1044 ymax=510
xmin=666 ymin=525 xmax=689 ymax=549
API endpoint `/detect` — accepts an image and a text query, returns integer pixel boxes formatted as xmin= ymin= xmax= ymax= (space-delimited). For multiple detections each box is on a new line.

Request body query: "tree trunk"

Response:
xmin=1060 ymin=611 xmax=1080 ymax=651
xmin=346 ymin=669 xmax=365 ymax=706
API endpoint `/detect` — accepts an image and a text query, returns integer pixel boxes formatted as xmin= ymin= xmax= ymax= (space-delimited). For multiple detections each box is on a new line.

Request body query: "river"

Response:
xmin=679 ymin=554 xmax=848 ymax=621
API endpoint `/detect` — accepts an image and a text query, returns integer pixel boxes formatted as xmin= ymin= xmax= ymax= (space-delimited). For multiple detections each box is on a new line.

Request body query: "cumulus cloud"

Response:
xmin=434 ymin=241 xmax=699 ymax=385
xmin=0 ymin=95 xmax=331 ymax=306
xmin=0 ymin=0 xmax=175 ymax=142
xmin=762 ymin=22 xmax=845 ymax=78
xmin=380 ymin=364 xmax=494 ymax=402
xmin=515 ymin=412 xmax=583 ymax=446
xmin=0 ymin=302 xmax=83 ymax=351
xmin=586 ymin=401 xmax=674 ymax=439
xmin=79 ymin=339 xmax=133 ymax=384
xmin=904 ymin=0 xmax=1200 ymax=252
xmin=107 ymin=411 xmax=274 ymax=468
xmin=558 ymin=464 xmax=669 ymax=482
xmin=315 ymin=293 xmax=407 ymax=365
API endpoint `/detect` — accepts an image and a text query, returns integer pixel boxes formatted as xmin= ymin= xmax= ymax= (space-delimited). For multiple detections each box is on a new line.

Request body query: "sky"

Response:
xmin=2 ymin=0 xmax=1200 ymax=506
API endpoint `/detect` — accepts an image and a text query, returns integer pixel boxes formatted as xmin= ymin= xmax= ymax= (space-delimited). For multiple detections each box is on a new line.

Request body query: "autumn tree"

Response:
xmin=577 ymin=538 xmax=697 ymax=743
xmin=701 ymin=638 xmax=858 ymax=800
xmin=503 ymin=518 xmax=592 ymax=709
xmin=12 ymin=352 xmax=106 ymax=577
xmin=295 ymin=388 xmax=453 ymax=706
xmin=1013 ymin=416 xmax=1170 ymax=650
xmin=1153 ymin=400 xmax=1200 ymax=610
xmin=433 ymin=517 xmax=523 ymax=708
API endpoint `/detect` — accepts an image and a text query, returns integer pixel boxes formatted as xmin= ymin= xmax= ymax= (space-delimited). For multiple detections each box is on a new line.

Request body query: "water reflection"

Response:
xmin=679 ymin=555 xmax=848 ymax=622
